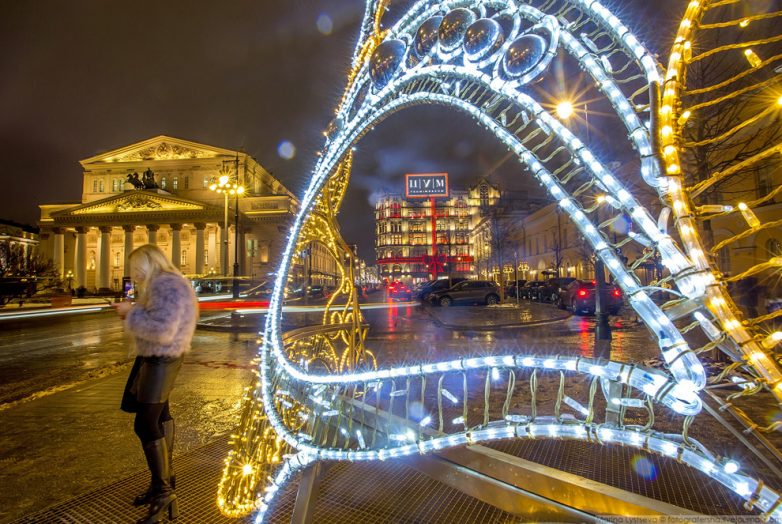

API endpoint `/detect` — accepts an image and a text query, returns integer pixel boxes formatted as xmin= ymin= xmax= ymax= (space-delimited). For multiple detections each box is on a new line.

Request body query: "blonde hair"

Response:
xmin=128 ymin=244 xmax=182 ymax=306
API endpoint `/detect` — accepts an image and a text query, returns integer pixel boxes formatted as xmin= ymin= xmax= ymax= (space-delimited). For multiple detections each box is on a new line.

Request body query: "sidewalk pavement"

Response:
xmin=0 ymin=331 xmax=257 ymax=523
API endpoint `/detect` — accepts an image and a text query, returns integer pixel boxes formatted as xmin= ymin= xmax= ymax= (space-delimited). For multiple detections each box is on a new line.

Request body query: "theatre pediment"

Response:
xmin=80 ymin=135 xmax=239 ymax=165
xmin=59 ymin=192 xmax=206 ymax=217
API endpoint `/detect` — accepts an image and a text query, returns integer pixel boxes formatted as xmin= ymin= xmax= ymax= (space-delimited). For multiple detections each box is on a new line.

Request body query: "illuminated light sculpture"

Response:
xmin=218 ymin=1 xmax=782 ymax=521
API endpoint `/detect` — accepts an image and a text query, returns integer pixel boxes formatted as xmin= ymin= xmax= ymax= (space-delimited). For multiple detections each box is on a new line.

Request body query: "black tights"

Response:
xmin=134 ymin=401 xmax=171 ymax=444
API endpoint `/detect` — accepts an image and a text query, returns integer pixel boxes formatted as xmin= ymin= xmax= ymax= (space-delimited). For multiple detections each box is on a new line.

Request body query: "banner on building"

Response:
xmin=405 ymin=173 xmax=449 ymax=198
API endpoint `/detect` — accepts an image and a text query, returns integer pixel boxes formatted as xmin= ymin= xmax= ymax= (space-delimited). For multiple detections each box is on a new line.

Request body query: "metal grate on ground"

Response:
xmin=488 ymin=439 xmax=755 ymax=518
xmin=13 ymin=437 xmax=520 ymax=524
xmin=270 ymin=461 xmax=522 ymax=524
xmin=11 ymin=438 xmax=251 ymax=524
xmin=13 ymin=435 xmax=763 ymax=523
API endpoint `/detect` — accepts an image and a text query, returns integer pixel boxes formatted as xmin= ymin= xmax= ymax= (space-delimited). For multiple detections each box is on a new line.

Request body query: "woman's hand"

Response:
xmin=112 ymin=300 xmax=134 ymax=319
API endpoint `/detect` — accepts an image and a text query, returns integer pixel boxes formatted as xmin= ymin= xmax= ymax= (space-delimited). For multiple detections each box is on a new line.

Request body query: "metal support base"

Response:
xmin=291 ymin=461 xmax=328 ymax=524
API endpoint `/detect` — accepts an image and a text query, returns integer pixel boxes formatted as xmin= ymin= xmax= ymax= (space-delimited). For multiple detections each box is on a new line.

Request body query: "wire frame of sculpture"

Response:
xmin=218 ymin=1 xmax=782 ymax=521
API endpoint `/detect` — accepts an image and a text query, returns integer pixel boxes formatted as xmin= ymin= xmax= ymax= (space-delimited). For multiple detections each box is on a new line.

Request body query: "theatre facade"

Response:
xmin=38 ymin=135 xmax=301 ymax=292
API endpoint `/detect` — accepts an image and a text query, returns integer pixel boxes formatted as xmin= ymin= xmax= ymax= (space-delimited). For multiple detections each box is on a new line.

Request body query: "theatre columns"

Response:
xmin=97 ymin=226 xmax=111 ymax=290
xmin=75 ymin=227 xmax=87 ymax=289
xmin=171 ymin=223 xmax=182 ymax=269
xmin=195 ymin=223 xmax=206 ymax=275
xmin=147 ymin=224 xmax=159 ymax=245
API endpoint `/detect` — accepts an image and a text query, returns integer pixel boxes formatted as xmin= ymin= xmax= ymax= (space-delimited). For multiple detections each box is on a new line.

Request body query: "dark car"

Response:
xmin=519 ymin=281 xmax=546 ymax=300
xmin=429 ymin=280 xmax=501 ymax=307
xmin=416 ymin=277 xmax=467 ymax=301
xmin=290 ymin=284 xmax=326 ymax=299
xmin=557 ymin=280 xmax=623 ymax=315
xmin=537 ymin=277 xmax=577 ymax=303
xmin=388 ymin=281 xmax=413 ymax=301
xmin=505 ymin=280 xmax=527 ymax=298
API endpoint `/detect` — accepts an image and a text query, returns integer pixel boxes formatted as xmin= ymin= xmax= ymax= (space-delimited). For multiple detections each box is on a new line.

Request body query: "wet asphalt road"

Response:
xmin=0 ymin=301 xmax=655 ymax=522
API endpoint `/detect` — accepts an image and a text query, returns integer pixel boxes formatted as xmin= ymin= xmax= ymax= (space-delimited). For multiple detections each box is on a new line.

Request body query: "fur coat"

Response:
xmin=125 ymin=272 xmax=198 ymax=358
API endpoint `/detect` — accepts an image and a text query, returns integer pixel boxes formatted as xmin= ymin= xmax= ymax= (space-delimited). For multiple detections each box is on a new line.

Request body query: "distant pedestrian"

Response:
xmin=113 ymin=244 xmax=198 ymax=523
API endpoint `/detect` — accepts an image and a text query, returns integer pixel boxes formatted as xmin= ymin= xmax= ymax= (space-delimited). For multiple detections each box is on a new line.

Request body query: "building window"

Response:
xmin=183 ymin=176 xmax=189 ymax=189
xmin=391 ymin=222 xmax=402 ymax=233
xmin=390 ymin=234 xmax=402 ymax=245
xmin=99 ymin=179 xmax=105 ymax=192
xmin=203 ymin=176 xmax=209 ymax=188
xmin=161 ymin=177 xmax=167 ymax=189
xmin=204 ymin=249 xmax=209 ymax=265
xmin=181 ymin=249 xmax=188 ymax=267
xmin=114 ymin=251 xmax=120 ymax=268
xmin=411 ymin=233 xmax=426 ymax=245
xmin=480 ymin=184 xmax=489 ymax=209
xmin=93 ymin=179 xmax=98 ymax=193
xmin=173 ymin=177 xmax=178 ymax=190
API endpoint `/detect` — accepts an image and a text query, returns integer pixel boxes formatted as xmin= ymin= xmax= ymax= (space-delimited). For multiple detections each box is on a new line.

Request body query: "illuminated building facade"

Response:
xmin=471 ymin=191 xmax=548 ymax=284
xmin=37 ymin=135 xmax=301 ymax=291
xmin=374 ymin=179 xmax=502 ymax=282
xmin=0 ymin=219 xmax=39 ymax=262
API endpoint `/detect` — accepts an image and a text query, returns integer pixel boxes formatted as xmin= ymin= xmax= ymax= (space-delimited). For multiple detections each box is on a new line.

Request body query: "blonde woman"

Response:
xmin=114 ymin=244 xmax=198 ymax=524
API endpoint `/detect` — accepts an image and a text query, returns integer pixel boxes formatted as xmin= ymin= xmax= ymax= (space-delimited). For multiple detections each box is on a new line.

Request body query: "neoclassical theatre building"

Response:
xmin=38 ymin=135 xmax=309 ymax=292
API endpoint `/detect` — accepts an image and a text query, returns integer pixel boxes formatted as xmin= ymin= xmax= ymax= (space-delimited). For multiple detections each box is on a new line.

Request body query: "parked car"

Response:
xmin=416 ymin=277 xmax=467 ymax=301
xmin=429 ymin=280 xmax=501 ymax=307
xmin=537 ymin=277 xmax=577 ymax=303
xmin=505 ymin=280 xmax=527 ymax=298
xmin=557 ymin=280 xmax=623 ymax=315
xmin=519 ymin=281 xmax=546 ymax=300
xmin=387 ymin=281 xmax=413 ymax=301
xmin=290 ymin=284 xmax=326 ymax=299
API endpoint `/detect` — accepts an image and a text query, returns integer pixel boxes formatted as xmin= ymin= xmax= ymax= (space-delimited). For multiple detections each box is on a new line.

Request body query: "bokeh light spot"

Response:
xmin=277 ymin=140 xmax=296 ymax=160
xmin=631 ymin=455 xmax=657 ymax=480
xmin=317 ymin=14 xmax=333 ymax=35
xmin=610 ymin=213 xmax=632 ymax=235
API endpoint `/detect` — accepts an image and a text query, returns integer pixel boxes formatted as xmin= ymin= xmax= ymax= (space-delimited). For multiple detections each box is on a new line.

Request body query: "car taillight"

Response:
xmin=577 ymin=289 xmax=588 ymax=297
xmin=613 ymin=288 xmax=621 ymax=297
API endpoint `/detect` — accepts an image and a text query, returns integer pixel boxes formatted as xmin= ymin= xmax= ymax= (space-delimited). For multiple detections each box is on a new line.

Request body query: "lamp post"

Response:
xmin=209 ymin=161 xmax=245 ymax=298
xmin=557 ymin=99 xmax=610 ymax=356
xmin=594 ymin=195 xmax=612 ymax=357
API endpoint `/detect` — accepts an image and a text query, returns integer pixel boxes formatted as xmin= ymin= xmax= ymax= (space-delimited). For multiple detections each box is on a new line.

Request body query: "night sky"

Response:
xmin=0 ymin=0 xmax=686 ymax=260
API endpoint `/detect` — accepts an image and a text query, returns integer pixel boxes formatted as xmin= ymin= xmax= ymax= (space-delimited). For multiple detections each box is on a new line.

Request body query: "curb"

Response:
xmin=196 ymin=322 xmax=260 ymax=333
xmin=424 ymin=308 xmax=571 ymax=331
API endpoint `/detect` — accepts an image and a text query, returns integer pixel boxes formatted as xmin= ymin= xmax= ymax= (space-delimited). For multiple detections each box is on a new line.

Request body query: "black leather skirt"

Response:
xmin=121 ymin=355 xmax=183 ymax=410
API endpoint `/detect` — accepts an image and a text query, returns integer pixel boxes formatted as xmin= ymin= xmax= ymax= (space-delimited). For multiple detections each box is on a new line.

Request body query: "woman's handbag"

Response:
xmin=120 ymin=356 xmax=142 ymax=413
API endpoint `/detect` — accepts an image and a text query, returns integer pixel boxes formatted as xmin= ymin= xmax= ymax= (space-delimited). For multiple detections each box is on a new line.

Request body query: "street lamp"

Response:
xmin=558 ymin=99 xmax=610 ymax=355
xmin=209 ymin=162 xmax=245 ymax=298
xmin=555 ymin=101 xmax=575 ymax=120
xmin=593 ymin=194 xmax=612 ymax=356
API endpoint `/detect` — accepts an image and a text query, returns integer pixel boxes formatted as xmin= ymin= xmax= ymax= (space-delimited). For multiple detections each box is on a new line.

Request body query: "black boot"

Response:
xmin=133 ymin=420 xmax=175 ymax=506
xmin=136 ymin=438 xmax=178 ymax=523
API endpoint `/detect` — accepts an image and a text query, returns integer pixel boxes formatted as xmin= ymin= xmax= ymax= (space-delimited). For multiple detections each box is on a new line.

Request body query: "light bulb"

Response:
xmin=744 ymin=49 xmax=762 ymax=68
xmin=556 ymin=101 xmax=575 ymax=120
